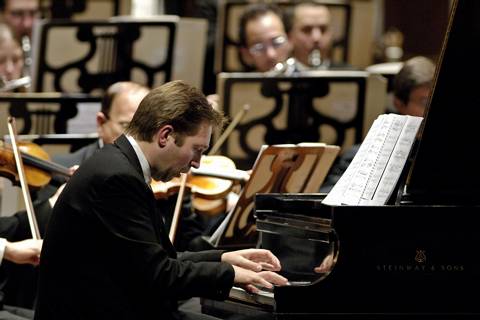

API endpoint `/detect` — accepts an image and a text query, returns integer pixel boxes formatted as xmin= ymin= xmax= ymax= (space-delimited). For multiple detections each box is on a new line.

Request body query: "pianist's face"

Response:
xmin=0 ymin=37 xmax=24 ymax=81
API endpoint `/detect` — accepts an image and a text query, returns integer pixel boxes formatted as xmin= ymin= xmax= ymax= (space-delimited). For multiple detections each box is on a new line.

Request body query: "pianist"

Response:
xmin=34 ymin=81 xmax=288 ymax=320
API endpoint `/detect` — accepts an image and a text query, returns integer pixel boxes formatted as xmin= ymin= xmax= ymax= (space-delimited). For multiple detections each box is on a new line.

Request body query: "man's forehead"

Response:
xmin=294 ymin=6 xmax=330 ymax=26
xmin=247 ymin=13 xmax=284 ymax=35
xmin=6 ymin=0 xmax=39 ymax=10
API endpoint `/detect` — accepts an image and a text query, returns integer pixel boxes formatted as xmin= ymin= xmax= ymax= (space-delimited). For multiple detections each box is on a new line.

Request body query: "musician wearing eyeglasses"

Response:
xmin=238 ymin=3 xmax=292 ymax=72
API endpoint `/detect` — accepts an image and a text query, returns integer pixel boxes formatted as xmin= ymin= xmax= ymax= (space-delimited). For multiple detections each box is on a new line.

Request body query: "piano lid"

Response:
xmin=406 ymin=0 xmax=480 ymax=204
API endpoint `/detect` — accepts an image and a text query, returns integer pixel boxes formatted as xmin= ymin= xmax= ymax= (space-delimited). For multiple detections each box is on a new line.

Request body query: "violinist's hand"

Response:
xmin=222 ymin=249 xmax=288 ymax=293
xmin=245 ymin=169 xmax=252 ymax=181
xmin=4 ymin=239 xmax=43 ymax=266
xmin=68 ymin=165 xmax=79 ymax=176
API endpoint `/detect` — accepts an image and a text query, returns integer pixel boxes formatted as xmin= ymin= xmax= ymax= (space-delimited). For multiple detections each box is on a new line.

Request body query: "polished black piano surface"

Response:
xmin=203 ymin=193 xmax=480 ymax=319
xmin=203 ymin=0 xmax=480 ymax=318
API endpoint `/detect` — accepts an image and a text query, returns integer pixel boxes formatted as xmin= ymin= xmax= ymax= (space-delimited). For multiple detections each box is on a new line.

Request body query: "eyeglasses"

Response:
xmin=9 ymin=9 xmax=40 ymax=19
xmin=248 ymin=35 xmax=287 ymax=55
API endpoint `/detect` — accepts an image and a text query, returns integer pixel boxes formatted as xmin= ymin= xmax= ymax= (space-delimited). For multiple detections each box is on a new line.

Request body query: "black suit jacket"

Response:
xmin=52 ymin=141 xmax=100 ymax=168
xmin=34 ymin=135 xmax=234 ymax=320
xmin=34 ymin=141 xmax=101 ymax=202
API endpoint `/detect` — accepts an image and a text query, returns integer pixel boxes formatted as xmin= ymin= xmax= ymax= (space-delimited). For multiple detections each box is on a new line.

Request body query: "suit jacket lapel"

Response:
xmin=114 ymin=135 xmax=177 ymax=257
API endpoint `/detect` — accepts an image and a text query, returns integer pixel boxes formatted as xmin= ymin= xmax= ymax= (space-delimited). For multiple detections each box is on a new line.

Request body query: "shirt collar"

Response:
xmin=125 ymin=135 xmax=152 ymax=185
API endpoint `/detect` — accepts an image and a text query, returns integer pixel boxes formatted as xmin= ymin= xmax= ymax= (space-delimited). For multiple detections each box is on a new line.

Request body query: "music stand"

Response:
xmin=30 ymin=17 xmax=178 ymax=92
xmin=0 ymin=92 xmax=101 ymax=152
xmin=217 ymin=70 xmax=387 ymax=169
xmin=208 ymin=143 xmax=339 ymax=248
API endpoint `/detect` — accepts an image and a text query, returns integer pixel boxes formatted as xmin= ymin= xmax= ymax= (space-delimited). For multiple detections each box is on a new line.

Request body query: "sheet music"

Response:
xmin=323 ymin=114 xmax=423 ymax=206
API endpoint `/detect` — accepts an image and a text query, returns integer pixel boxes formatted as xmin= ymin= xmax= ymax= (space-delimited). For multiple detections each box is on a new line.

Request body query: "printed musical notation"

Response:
xmin=322 ymin=114 xmax=423 ymax=206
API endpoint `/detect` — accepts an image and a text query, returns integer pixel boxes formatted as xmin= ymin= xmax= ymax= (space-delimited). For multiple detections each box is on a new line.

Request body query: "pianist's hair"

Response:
xmin=393 ymin=56 xmax=435 ymax=105
xmin=125 ymin=80 xmax=226 ymax=144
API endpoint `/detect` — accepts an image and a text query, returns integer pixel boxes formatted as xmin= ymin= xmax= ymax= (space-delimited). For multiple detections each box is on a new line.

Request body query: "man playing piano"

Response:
xmin=34 ymin=80 xmax=288 ymax=320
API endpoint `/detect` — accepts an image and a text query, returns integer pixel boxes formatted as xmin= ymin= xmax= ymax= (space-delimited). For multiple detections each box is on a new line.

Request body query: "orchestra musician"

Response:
xmin=0 ymin=23 xmax=27 ymax=90
xmin=285 ymin=1 xmax=353 ymax=71
xmin=0 ymin=0 xmax=39 ymax=41
xmin=0 ymin=0 xmax=40 ymax=77
xmin=285 ymin=1 xmax=333 ymax=70
xmin=34 ymin=80 xmax=288 ymax=320
xmin=0 ymin=21 xmax=43 ymax=319
xmin=238 ymin=3 xmax=291 ymax=72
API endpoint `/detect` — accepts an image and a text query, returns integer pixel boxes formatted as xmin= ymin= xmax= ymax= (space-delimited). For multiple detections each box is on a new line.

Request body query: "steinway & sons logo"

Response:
xmin=376 ymin=249 xmax=464 ymax=273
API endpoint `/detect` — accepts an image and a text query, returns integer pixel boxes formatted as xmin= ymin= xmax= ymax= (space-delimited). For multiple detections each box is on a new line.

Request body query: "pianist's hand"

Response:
xmin=314 ymin=253 xmax=334 ymax=273
xmin=222 ymin=248 xmax=281 ymax=271
xmin=231 ymin=266 xmax=288 ymax=294
xmin=222 ymin=249 xmax=288 ymax=293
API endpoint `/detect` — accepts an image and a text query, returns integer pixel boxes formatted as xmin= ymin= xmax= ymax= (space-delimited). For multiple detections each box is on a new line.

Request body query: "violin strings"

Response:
xmin=21 ymin=151 xmax=71 ymax=176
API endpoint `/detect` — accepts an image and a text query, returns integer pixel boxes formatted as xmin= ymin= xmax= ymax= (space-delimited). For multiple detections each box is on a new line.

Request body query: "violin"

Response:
xmin=0 ymin=140 xmax=72 ymax=189
xmin=150 ymin=155 xmax=236 ymax=201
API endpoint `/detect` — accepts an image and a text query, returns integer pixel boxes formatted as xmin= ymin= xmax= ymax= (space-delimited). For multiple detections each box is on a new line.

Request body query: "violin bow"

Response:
xmin=168 ymin=173 xmax=188 ymax=243
xmin=209 ymin=104 xmax=250 ymax=155
xmin=7 ymin=117 xmax=41 ymax=240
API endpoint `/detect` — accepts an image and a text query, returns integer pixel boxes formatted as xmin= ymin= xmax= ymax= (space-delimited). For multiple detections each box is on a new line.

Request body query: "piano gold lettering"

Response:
xmin=376 ymin=264 xmax=464 ymax=273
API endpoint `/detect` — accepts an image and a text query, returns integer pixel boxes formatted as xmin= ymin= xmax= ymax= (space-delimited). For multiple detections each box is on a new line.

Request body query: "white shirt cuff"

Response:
xmin=0 ymin=238 xmax=7 ymax=266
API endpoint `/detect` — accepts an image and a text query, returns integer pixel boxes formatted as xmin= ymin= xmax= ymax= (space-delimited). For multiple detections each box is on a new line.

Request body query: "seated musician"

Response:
xmin=0 ymin=0 xmax=39 ymax=43
xmin=0 ymin=23 xmax=26 ymax=90
xmin=285 ymin=1 xmax=353 ymax=70
xmin=34 ymin=80 xmax=288 ymax=320
xmin=0 ymin=0 xmax=40 ymax=77
xmin=320 ymin=56 xmax=436 ymax=192
xmin=207 ymin=3 xmax=291 ymax=109
xmin=238 ymin=3 xmax=292 ymax=72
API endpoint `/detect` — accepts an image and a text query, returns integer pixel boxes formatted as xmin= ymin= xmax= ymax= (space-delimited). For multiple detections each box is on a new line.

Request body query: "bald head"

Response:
xmin=97 ymin=82 xmax=150 ymax=144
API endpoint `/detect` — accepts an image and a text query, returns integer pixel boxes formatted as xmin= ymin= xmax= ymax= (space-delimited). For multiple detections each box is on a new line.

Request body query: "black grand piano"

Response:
xmin=202 ymin=0 xmax=480 ymax=318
